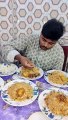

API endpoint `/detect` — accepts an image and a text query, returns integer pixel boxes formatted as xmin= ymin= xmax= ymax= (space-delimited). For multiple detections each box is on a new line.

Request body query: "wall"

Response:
xmin=0 ymin=0 xmax=68 ymax=45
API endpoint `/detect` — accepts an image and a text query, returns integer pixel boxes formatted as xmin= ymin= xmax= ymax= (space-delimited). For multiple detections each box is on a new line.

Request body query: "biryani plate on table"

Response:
xmin=18 ymin=67 xmax=44 ymax=80
xmin=1 ymin=79 xmax=38 ymax=106
xmin=38 ymin=87 xmax=68 ymax=120
xmin=44 ymin=70 xmax=68 ymax=87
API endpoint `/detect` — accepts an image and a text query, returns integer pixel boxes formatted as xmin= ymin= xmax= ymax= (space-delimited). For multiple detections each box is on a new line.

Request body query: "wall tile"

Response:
xmin=0 ymin=0 xmax=68 ymax=45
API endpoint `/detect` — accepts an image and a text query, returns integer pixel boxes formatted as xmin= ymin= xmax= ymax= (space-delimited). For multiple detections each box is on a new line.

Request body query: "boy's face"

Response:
xmin=39 ymin=34 xmax=57 ymax=50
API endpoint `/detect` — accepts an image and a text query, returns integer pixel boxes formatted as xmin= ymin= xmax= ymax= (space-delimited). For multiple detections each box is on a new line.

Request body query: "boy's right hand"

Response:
xmin=15 ymin=54 xmax=35 ymax=68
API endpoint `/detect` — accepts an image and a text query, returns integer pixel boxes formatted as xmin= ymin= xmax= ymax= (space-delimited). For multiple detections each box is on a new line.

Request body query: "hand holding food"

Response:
xmin=15 ymin=54 xmax=35 ymax=68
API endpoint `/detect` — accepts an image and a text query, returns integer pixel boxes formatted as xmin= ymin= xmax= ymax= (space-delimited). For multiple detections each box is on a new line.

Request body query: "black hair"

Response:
xmin=41 ymin=19 xmax=65 ymax=41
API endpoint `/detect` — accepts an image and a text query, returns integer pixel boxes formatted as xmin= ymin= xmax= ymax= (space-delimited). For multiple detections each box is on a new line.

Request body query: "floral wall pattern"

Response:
xmin=0 ymin=0 xmax=68 ymax=45
xmin=0 ymin=0 xmax=13 ymax=42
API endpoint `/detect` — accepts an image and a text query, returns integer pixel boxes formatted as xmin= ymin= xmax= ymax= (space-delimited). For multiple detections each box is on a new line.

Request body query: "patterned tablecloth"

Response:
xmin=0 ymin=75 xmax=68 ymax=120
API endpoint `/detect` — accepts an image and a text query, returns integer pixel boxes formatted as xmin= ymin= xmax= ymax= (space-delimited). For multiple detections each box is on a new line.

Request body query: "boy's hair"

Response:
xmin=41 ymin=19 xmax=65 ymax=41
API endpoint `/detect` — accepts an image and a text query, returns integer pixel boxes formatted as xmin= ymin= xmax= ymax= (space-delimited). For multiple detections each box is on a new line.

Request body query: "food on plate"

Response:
xmin=0 ymin=63 xmax=18 ymax=75
xmin=20 ymin=67 xmax=40 ymax=78
xmin=48 ymin=71 xmax=68 ymax=85
xmin=7 ymin=82 xmax=33 ymax=101
xmin=44 ymin=90 xmax=68 ymax=116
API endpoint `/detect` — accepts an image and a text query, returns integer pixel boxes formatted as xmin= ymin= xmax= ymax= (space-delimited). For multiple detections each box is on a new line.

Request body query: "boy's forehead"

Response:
xmin=41 ymin=34 xmax=56 ymax=43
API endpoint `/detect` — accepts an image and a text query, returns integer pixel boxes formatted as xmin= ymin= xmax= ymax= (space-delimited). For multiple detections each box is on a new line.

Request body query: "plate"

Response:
xmin=38 ymin=87 xmax=68 ymax=120
xmin=17 ymin=67 xmax=44 ymax=80
xmin=1 ymin=79 xmax=39 ymax=106
xmin=28 ymin=112 xmax=49 ymax=120
xmin=44 ymin=70 xmax=68 ymax=87
xmin=0 ymin=63 xmax=18 ymax=76
xmin=0 ymin=77 xmax=4 ymax=91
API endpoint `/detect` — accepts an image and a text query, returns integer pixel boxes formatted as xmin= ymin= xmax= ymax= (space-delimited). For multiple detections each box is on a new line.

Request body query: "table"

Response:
xmin=0 ymin=75 xmax=68 ymax=120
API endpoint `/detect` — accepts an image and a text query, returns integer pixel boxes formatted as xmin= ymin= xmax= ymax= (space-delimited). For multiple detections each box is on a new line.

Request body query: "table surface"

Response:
xmin=0 ymin=74 xmax=68 ymax=120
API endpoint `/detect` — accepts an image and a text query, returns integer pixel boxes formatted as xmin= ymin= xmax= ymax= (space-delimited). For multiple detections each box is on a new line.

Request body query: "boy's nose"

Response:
xmin=44 ymin=42 xmax=48 ymax=47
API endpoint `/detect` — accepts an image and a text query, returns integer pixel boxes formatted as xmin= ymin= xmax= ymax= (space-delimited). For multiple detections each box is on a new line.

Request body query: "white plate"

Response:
xmin=0 ymin=77 xmax=4 ymax=91
xmin=17 ymin=67 xmax=44 ymax=80
xmin=44 ymin=70 xmax=68 ymax=87
xmin=1 ymin=79 xmax=39 ymax=106
xmin=38 ymin=87 xmax=68 ymax=120
xmin=28 ymin=112 xmax=49 ymax=120
xmin=0 ymin=63 xmax=18 ymax=76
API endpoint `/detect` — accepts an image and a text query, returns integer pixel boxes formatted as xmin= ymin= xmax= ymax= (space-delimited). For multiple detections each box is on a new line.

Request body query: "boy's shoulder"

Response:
xmin=55 ymin=43 xmax=64 ymax=53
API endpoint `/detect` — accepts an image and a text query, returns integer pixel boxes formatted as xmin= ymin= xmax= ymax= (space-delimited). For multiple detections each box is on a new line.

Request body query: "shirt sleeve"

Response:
xmin=1 ymin=35 xmax=28 ymax=62
xmin=7 ymin=50 xmax=20 ymax=62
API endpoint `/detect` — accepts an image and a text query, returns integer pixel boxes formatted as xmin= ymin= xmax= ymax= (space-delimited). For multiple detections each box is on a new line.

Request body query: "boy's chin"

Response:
xmin=40 ymin=46 xmax=48 ymax=50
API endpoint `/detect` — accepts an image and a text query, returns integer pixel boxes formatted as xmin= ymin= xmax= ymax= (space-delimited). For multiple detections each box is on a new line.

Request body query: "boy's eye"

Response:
xmin=42 ymin=38 xmax=46 ymax=41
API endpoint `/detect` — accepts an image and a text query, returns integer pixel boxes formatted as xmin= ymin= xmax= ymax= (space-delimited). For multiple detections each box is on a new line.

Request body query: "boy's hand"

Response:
xmin=15 ymin=54 xmax=35 ymax=68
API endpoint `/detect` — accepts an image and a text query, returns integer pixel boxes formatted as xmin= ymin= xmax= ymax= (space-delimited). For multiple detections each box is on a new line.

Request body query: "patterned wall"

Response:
xmin=0 ymin=0 xmax=13 ymax=42
xmin=0 ymin=0 xmax=68 ymax=45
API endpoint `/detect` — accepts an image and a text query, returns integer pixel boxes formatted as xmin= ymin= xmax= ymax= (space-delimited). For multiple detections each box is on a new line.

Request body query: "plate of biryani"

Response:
xmin=1 ymin=79 xmax=39 ymax=106
xmin=44 ymin=70 xmax=68 ymax=87
xmin=0 ymin=63 xmax=18 ymax=76
xmin=38 ymin=87 xmax=68 ymax=120
xmin=18 ymin=67 xmax=44 ymax=80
